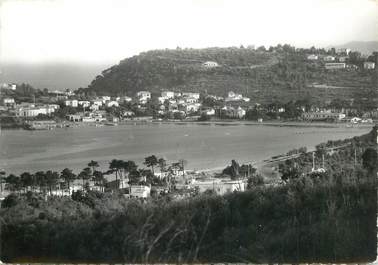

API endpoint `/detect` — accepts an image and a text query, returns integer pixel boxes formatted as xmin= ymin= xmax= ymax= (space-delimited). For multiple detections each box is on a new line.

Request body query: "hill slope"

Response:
xmin=84 ymin=47 xmax=377 ymax=103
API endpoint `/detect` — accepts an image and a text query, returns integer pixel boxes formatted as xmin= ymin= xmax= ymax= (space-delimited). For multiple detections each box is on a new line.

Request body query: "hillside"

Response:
xmin=84 ymin=47 xmax=377 ymax=104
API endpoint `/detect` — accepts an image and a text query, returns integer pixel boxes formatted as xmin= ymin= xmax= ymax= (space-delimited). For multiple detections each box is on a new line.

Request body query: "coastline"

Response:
xmin=1 ymin=118 xmax=374 ymax=131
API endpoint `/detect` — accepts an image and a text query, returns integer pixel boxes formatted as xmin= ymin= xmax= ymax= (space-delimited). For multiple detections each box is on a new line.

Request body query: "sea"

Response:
xmin=0 ymin=122 xmax=372 ymax=174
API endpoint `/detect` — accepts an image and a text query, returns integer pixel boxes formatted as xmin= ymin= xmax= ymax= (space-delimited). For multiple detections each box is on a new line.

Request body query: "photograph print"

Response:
xmin=0 ymin=0 xmax=377 ymax=263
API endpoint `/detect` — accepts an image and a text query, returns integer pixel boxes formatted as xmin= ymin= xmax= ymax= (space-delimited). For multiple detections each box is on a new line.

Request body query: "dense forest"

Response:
xmin=81 ymin=46 xmax=378 ymax=104
xmin=1 ymin=128 xmax=377 ymax=263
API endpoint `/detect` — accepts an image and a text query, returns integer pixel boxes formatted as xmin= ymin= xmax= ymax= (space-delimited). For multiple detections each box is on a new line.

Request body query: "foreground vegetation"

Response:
xmin=1 ymin=179 xmax=376 ymax=263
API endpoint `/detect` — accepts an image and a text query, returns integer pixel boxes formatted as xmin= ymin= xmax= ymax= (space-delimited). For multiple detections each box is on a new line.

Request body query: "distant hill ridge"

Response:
xmin=84 ymin=46 xmax=376 ymax=104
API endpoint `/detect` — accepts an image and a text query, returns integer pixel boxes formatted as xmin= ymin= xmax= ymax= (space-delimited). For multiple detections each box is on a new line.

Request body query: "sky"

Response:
xmin=0 ymin=0 xmax=377 ymax=64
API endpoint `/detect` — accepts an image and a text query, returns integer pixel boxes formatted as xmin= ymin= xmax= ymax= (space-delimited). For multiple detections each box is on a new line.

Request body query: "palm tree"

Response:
xmin=109 ymin=159 xmax=123 ymax=181
xmin=61 ymin=168 xmax=76 ymax=194
xmin=45 ymin=170 xmax=59 ymax=195
xmin=20 ymin=172 xmax=33 ymax=193
xmin=158 ymin=158 xmax=167 ymax=176
xmin=88 ymin=160 xmax=99 ymax=172
xmin=35 ymin=171 xmax=47 ymax=194
xmin=144 ymin=155 xmax=158 ymax=176
xmin=93 ymin=170 xmax=105 ymax=192
xmin=0 ymin=170 xmax=6 ymax=193
xmin=79 ymin=167 xmax=92 ymax=191
xmin=178 ymin=159 xmax=187 ymax=177
xmin=120 ymin=160 xmax=138 ymax=188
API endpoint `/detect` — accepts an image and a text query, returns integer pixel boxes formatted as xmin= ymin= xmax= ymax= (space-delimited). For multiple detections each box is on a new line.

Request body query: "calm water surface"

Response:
xmin=0 ymin=123 xmax=372 ymax=174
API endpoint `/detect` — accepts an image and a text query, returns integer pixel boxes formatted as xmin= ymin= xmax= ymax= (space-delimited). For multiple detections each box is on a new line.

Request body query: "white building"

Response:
xmin=105 ymin=101 xmax=119 ymax=108
xmin=89 ymin=104 xmax=100 ymax=111
xmin=101 ymin=96 xmax=111 ymax=103
xmin=136 ymin=91 xmax=151 ymax=100
xmin=161 ymin=91 xmax=175 ymax=99
xmin=82 ymin=116 xmax=96 ymax=122
xmin=78 ymin=101 xmax=91 ymax=108
xmin=120 ymin=96 xmax=132 ymax=103
xmin=307 ymin=54 xmax=318 ymax=60
xmin=186 ymin=103 xmax=201 ymax=113
xmin=363 ymin=62 xmax=375 ymax=69
xmin=66 ymin=114 xmax=82 ymax=122
xmin=337 ymin=48 xmax=351 ymax=55
xmin=123 ymin=110 xmax=135 ymax=117
xmin=130 ymin=185 xmax=151 ymax=198
xmin=225 ymin=91 xmax=243 ymax=102
xmin=192 ymin=179 xmax=245 ymax=195
xmin=201 ymin=108 xmax=215 ymax=116
xmin=182 ymin=92 xmax=200 ymax=100
xmin=1 ymin=83 xmax=17 ymax=90
xmin=64 ymin=99 xmax=78 ymax=108
xmin=350 ymin=117 xmax=362 ymax=123
xmin=185 ymin=97 xmax=198 ymax=104
xmin=2 ymin=97 xmax=15 ymax=107
xmin=17 ymin=105 xmax=57 ymax=117
xmin=158 ymin=97 xmax=167 ymax=104
xmin=92 ymin=100 xmax=103 ymax=106
xmin=323 ymin=56 xmax=336 ymax=62
xmin=325 ymin=63 xmax=346 ymax=70
xmin=222 ymin=106 xmax=246 ymax=119
xmin=202 ymin=61 xmax=219 ymax=68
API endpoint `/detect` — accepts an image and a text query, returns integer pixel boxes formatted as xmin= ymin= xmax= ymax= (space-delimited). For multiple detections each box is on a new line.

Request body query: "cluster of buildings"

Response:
xmin=301 ymin=110 xmax=374 ymax=123
xmin=0 ymin=98 xmax=61 ymax=118
xmin=53 ymin=170 xmax=247 ymax=200
xmin=307 ymin=49 xmax=376 ymax=70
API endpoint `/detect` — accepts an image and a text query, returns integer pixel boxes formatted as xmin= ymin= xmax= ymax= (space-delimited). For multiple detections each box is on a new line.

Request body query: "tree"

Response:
xmin=78 ymin=167 xmax=92 ymax=191
xmin=0 ymin=170 xmax=6 ymax=193
xmin=222 ymin=160 xmax=240 ymax=180
xmin=121 ymin=160 xmax=138 ymax=188
xmin=257 ymin=45 xmax=266 ymax=52
xmin=93 ymin=170 xmax=105 ymax=192
xmin=88 ymin=160 xmax=99 ymax=174
xmin=128 ymin=170 xmax=141 ymax=185
xmin=61 ymin=168 xmax=76 ymax=194
xmin=35 ymin=171 xmax=47 ymax=194
xmin=1 ymin=193 xmax=19 ymax=208
xmin=5 ymin=174 xmax=20 ymax=193
xmin=178 ymin=159 xmax=187 ymax=177
xmin=144 ymin=155 xmax=158 ymax=176
xmin=158 ymin=158 xmax=167 ymax=174
xmin=247 ymin=174 xmax=264 ymax=188
xmin=278 ymin=160 xmax=301 ymax=182
xmin=109 ymin=159 xmax=123 ymax=182
xmin=45 ymin=170 xmax=59 ymax=195
xmin=20 ymin=172 xmax=33 ymax=193
xmin=362 ymin=148 xmax=377 ymax=172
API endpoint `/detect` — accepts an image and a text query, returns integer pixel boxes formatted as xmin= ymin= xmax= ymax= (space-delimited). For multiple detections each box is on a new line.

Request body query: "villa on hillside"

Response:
xmin=364 ymin=62 xmax=375 ymax=69
xmin=323 ymin=55 xmax=336 ymax=62
xmin=192 ymin=178 xmax=246 ymax=195
xmin=307 ymin=54 xmax=318 ymax=60
xmin=325 ymin=63 xmax=346 ymax=70
xmin=202 ymin=61 xmax=219 ymax=68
